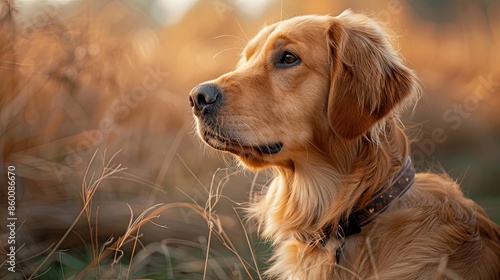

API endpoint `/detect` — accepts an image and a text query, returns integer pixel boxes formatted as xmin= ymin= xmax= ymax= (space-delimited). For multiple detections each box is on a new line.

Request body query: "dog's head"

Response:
xmin=189 ymin=11 xmax=420 ymax=169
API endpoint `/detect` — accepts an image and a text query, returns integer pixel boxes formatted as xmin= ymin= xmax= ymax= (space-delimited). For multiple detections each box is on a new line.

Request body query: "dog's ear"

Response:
xmin=327 ymin=11 xmax=420 ymax=140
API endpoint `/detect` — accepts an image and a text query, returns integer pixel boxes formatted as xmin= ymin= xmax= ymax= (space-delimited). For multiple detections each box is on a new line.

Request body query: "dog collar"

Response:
xmin=322 ymin=156 xmax=415 ymax=248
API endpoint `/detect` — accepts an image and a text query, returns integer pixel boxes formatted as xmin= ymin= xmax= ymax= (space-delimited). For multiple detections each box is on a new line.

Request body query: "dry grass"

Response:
xmin=67 ymin=159 xmax=264 ymax=280
xmin=9 ymin=147 xmax=265 ymax=279
xmin=0 ymin=1 xmax=265 ymax=278
xmin=0 ymin=0 xmax=499 ymax=279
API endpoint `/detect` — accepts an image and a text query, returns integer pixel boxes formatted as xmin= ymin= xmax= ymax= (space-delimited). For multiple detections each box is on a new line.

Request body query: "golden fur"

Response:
xmin=189 ymin=10 xmax=500 ymax=279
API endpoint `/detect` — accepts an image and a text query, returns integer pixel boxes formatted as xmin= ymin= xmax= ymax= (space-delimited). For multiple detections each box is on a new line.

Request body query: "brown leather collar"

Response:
xmin=323 ymin=156 xmax=415 ymax=244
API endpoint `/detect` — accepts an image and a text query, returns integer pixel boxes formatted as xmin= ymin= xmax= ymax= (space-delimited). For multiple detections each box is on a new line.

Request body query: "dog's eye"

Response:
xmin=282 ymin=53 xmax=298 ymax=64
xmin=277 ymin=52 xmax=300 ymax=68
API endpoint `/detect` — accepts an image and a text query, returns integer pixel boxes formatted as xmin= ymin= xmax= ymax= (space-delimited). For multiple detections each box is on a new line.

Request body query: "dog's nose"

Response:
xmin=189 ymin=83 xmax=221 ymax=114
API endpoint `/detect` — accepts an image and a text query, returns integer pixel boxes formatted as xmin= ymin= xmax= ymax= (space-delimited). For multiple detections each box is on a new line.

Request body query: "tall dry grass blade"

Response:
xmin=93 ymin=206 xmax=100 ymax=262
xmin=126 ymin=241 xmax=175 ymax=279
xmin=16 ymin=243 xmax=55 ymax=267
xmin=0 ymin=0 xmax=17 ymax=107
xmin=58 ymin=249 xmax=68 ymax=280
xmin=70 ymin=202 xmax=206 ymax=280
xmin=199 ymin=168 xmax=257 ymax=277
xmin=28 ymin=150 xmax=126 ymax=279
xmin=234 ymin=207 xmax=262 ymax=280
xmin=203 ymin=222 xmax=213 ymax=280
xmin=71 ymin=165 xmax=253 ymax=279
xmin=147 ymin=120 xmax=189 ymax=206
xmin=117 ymin=203 xmax=164 ymax=252
xmin=125 ymin=221 xmax=142 ymax=280
xmin=177 ymin=153 xmax=208 ymax=191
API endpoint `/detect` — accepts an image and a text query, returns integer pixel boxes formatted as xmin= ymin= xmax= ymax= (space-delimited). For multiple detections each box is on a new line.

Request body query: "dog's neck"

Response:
xmin=253 ymin=118 xmax=410 ymax=244
xmin=324 ymin=156 xmax=415 ymax=241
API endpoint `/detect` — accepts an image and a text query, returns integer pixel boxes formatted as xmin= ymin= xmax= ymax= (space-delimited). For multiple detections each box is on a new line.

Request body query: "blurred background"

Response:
xmin=0 ymin=0 xmax=499 ymax=279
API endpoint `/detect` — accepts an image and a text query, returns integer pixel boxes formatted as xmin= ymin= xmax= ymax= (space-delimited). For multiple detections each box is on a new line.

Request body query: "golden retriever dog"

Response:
xmin=189 ymin=10 xmax=500 ymax=279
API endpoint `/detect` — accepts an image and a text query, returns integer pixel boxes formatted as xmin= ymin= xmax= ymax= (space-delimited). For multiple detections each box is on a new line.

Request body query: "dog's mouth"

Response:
xmin=200 ymin=126 xmax=283 ymax=156
xmin=254 ymin=142 xmax=283 ymax=154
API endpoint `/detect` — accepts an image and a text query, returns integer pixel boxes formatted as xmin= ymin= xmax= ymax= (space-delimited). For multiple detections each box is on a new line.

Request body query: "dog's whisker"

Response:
xmin=213 ymin=34 xmax=248 ymax=44
xmin=212 ymin=47 xmax=243 ymax=60
xmin=235 ymin=17 xmax=249 ymax=42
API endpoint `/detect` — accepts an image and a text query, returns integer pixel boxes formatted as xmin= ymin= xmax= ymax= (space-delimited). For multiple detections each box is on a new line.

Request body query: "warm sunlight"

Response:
xmin=1 ymin=0 xmax=499 ymax=279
